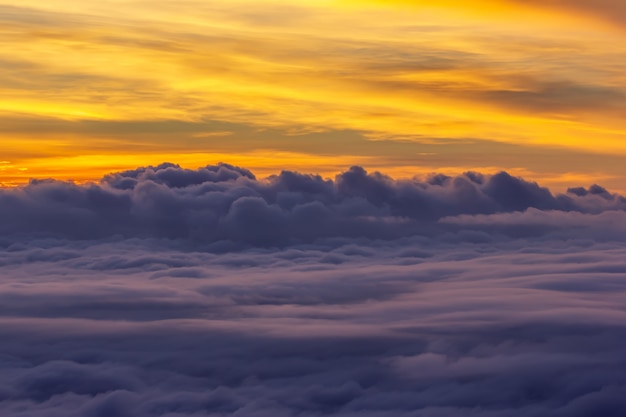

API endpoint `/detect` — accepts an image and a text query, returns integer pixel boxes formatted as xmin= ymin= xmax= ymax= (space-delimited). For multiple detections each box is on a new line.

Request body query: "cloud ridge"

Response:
xmin=1 ymin=162 xmax=624 ymax=245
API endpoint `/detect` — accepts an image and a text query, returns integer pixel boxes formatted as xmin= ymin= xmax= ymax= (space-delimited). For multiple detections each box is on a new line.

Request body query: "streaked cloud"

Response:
xmin=1 ymin=0 xmax=625 ymax=188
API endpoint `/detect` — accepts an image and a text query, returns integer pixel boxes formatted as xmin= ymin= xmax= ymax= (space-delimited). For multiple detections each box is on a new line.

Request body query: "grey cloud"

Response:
xmin=1 ymin=237 xmax=626 ymax=415
xmin=476 ymin=80 xmax=626 ymax=115
xmin=1 ymin=163 xmax=625 ymax=246
xmin=1 ymin=165 xmax=626 ymax=415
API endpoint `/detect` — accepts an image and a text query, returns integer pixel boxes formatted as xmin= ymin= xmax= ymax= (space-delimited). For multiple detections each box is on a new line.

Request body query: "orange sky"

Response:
xmin=1 ymin=0 xmax=626 ymax=191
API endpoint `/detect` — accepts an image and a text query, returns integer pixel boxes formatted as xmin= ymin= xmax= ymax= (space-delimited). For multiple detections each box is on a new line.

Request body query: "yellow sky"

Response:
xmin=1 ymin=0 xmax=626 ymax=191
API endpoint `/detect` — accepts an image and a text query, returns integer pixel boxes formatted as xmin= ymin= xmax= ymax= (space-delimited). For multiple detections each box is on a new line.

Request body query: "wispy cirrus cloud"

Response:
xmin=512 ymin=0 xmax=626 ymax=29
xmin=2 ymin=1 xmax=626 ymax=186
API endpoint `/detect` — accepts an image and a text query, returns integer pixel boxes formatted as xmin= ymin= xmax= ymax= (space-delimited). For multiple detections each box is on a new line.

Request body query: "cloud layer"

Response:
xmin=1 ymin=164 xmax=625 ymax=416
xmin=1 ymin=163 xmax=625 ymax=246
xmin=3 ymin=0 xmax=626 ymax=189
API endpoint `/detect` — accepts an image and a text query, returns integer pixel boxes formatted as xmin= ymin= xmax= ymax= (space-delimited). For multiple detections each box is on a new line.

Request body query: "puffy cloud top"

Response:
xmin=1 ymin=164 xmax=626 ymax=416
xmin=1 ymin=163 xmax=624 ymax=245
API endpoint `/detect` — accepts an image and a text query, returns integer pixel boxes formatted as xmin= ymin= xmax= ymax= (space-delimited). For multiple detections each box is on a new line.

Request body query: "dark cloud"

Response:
xmin=1 ymin=237 xmax=626 ymax=416
xmin=372 ymin=76 xmax=626 ymax=119
xmin=1 ymin=164 xmax=626 ymax=415
xmin=1 ymin=163 xmax=625 ymax=245
xmin=477 ymin=81 xmax=626 ymax=115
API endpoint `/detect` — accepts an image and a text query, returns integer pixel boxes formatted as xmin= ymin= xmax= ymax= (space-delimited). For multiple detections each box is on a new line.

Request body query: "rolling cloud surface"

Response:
xmin=0 ymin=164 xmax=625 ymax=416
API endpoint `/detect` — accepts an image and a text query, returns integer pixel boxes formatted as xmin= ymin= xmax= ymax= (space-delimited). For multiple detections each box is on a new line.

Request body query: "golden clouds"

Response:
xmin=1 ymin=1 xmax=625 ymax=189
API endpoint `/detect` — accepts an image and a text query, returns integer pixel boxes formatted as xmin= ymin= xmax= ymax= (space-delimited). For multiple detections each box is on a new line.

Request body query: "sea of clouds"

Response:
xmin=0 ymin=163 xmax=625 ymax=416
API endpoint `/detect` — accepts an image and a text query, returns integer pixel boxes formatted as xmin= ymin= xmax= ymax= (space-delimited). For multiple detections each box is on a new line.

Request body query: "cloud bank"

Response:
xmin=1 ymin=163 xmax=625 ymax=416
xmin=1 ymin=163 xmax=625 ymax=246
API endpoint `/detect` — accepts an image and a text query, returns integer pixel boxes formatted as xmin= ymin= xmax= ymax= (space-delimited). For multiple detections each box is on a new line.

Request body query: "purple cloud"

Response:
xmin=0 ymin=164 xmax=625 ymax=415
xmin=1 ymin=163 xmax=625 ymax=245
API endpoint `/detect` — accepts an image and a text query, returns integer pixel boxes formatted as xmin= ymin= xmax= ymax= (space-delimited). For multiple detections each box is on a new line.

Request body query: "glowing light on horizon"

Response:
xmin=1 ymin=0 xmax=626 ymax=190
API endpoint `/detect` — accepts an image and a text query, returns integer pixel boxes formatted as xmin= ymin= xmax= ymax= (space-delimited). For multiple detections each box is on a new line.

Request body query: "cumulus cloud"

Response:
xmin=1 ymin=164 xmax=625 ymax=416
xmin=1 ymin=163 xmax=625 ymax=245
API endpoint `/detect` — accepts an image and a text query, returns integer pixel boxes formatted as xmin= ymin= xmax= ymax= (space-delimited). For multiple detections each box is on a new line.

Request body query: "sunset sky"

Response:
xmin=2 ymin=0 xmax=626 ymax=190
xmin=3 ymin=3 xmax=626 ymax=415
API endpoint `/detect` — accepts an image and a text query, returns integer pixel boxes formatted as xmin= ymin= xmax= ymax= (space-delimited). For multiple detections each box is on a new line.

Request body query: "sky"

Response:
xmin=2 ymin=2 xmax=626 ymax=416
xmin=2 ymin=0 xmax=626 ymax=190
